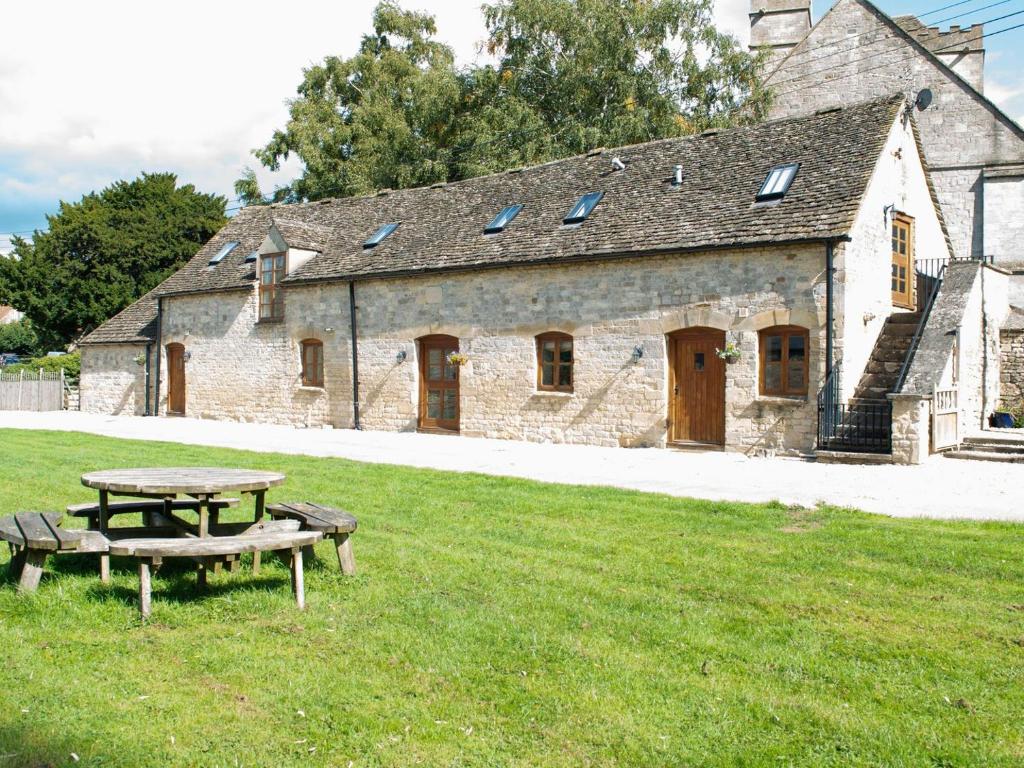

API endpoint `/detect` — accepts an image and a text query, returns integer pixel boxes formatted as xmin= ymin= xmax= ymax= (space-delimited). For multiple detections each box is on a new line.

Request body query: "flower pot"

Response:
xmin=722 ymin=353 xmax=741 ymax=365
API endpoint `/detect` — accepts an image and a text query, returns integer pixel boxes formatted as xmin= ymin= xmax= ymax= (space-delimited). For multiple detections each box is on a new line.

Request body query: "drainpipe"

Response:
xmin=349 ymin=281 xmax=361 ymax=430
xmin=825 ymin=240 xmax=835 ymax=377
xmin=980 ymin=262 xmax=988 ymax=428
xmin=143 ymin=342 xmax=152 ymax=416
xmin=153 ymin=296 xmax=163 ymax=417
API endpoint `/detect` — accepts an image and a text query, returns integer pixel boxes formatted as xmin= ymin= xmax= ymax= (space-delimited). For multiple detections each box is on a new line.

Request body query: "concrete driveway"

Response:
xmin=1 ymin=411 xmax=1021 ymax=522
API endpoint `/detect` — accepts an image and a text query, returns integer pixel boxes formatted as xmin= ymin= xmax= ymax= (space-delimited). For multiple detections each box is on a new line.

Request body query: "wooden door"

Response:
xmin=891 ymin=213 xmax=914 ymax=309
xmin=418 ymin=335 xmax=460 ymax=432
xmin=166 ymin=343 xmax=186 ymax=416
xmin=668 ymin=328 xmax=726 ymax=446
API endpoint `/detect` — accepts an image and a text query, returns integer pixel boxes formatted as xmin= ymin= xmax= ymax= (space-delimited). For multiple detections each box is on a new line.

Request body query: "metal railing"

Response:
xmin=817 ymin=362 xmax=893 ymax=453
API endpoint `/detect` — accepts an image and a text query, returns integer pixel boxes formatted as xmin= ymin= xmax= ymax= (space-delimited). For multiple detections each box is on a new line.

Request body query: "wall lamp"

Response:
xmin=631 ymin=345 xmax=644 ymax=363
xmin=182 ymin=351 xmax=192 ymax=363
xmin=396 ymin=349 xmax=408 ymax=363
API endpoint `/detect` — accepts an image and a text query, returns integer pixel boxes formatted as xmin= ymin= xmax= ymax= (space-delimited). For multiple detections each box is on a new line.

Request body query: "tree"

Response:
xmin=0 ymin=173 xmax=226 ymax=349
xmin=240 ymin=0 xmax=767 ymax=203
xmin=0 ymin=318 xmax=40 ymax=356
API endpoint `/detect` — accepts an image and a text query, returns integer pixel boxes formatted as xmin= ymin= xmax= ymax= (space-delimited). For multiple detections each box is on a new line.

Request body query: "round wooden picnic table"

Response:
xmin=80 ymin=468 xmax=286 ymax=582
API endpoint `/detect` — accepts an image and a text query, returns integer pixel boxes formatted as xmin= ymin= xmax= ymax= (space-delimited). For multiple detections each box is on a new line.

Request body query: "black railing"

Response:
xmin=817 ymin=362 xmax=893 ymax=453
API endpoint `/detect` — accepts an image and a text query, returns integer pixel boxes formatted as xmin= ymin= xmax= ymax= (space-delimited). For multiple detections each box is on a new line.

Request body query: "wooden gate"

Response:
xmin=0 ymin=369 xmax=65 ymax=411
xmin=932 ymin=385 xmax=959 ymax=452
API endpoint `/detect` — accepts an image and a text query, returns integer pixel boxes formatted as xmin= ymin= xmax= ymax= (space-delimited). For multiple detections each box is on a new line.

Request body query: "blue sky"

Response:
xmin=0 ymin=0 xmax=1020 ymax=253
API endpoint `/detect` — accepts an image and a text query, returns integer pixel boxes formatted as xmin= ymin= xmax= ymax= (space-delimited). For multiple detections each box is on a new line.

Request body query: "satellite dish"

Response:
xmin=915 ymin=88 xmax=933 ymax=111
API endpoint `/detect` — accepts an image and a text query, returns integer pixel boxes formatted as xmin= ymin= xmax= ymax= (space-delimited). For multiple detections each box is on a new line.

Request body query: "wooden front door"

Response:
xmin=418 ymin=335 xmax=460 ymax=432
xmin=166 ymin=343 xmax=186 ymax=416
xmin=891 ymin=213 xmax=915 ymax=309
xmin=668 ymin=328 xmax=726 ymax=446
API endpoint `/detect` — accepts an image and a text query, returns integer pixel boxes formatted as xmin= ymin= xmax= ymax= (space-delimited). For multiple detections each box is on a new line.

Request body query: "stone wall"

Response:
xmin=80 ymin=343 xmax=149 ymax=416
xmin=764 ymin=0 xmax=1024 ymax=264
xmin=1000 ymin=327 xmax=1024 ymax=413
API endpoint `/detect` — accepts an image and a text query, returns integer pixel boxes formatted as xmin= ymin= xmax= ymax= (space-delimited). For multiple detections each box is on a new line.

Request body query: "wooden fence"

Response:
xmin=0 ymin=369 xmax=65 ymax=411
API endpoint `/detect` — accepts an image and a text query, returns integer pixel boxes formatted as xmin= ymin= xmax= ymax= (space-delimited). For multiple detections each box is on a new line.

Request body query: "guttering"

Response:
xmin=153 ymin=296 xmax=163 ymax=417
xmin=349 ymin=281 xmax=361 ymax=430
xmin=825 ymin=240 xmax=835 ymax=377
xmin=143 ymin=342 xmax=152 ymax=416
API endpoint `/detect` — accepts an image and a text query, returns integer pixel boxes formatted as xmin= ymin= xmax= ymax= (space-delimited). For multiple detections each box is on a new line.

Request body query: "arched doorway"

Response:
xmin=418 ymin=334 xmax=459 ymax=432
xmin=667 ymin=327 xmax=726 ymax=446
xmin=166 ymin=343 xmax=186 ymax=416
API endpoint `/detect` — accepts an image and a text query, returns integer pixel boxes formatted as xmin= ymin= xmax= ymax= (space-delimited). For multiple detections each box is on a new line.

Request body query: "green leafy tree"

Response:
xmin=0 ymin=173 xmax=226 ymax=349
xmin=0 ymin=318 xmax=40 ymax=356
xmin=240 ymin=0 xmax=767 ymax=202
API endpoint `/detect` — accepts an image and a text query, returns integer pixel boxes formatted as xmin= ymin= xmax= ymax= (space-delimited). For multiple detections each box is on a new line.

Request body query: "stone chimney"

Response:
xmin=749 ymin=0 xmax=812 ymax=72
xmin=895 ymin=16 xmax=985 ymax=92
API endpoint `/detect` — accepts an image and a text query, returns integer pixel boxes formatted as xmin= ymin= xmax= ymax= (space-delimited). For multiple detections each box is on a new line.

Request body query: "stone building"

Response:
xmin=81 ymin=96 xmax=1003 ymax=461
xmin=752 ymin=0 xmax=1024 ymax=305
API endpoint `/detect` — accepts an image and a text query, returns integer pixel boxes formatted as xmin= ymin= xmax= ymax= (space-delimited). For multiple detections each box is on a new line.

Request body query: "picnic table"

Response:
xmin=80 ymin=468 xmax=286 ymax=581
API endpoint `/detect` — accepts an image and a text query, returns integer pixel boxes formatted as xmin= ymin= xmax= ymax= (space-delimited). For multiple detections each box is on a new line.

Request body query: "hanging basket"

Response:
xmin=716 ymin=344 xmax=742 ymax=365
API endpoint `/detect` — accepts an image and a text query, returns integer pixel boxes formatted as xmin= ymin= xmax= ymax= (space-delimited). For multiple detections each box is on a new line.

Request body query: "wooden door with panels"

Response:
xmin=166 ymin=343 xmax=186 ymax=416
xmin=668 ymin=328 xmax=726 ymax=446
xmin=891 ymin=213 xmax=915 ymax=309
xmin=418 ymin=335 xmax=460 ymax=432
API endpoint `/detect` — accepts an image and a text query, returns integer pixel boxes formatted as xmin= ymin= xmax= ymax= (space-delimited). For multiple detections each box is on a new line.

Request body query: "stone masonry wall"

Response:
xmin=1000 ymin=328 xmax=1024 ymax=413
xmin=765 ymin=0 xmax=1024 ymax=263
xmin=353 ymin=245 xmax=828 ymax=454
xmin=80 ymin=343 xmax=149 ymax=416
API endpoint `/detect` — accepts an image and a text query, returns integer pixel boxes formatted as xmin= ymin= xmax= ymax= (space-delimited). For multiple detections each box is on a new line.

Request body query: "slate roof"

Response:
xmin=86 ymin=95 xmax=904 ymax=344
xmin=80 ymin=287 xmax=160 ymax=345
xmin=272 ymin=216 xmax=331 ymax=252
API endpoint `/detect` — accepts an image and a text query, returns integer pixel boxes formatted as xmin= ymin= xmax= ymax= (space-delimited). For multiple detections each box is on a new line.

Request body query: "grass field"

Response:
xmin=0 ymin=428 xmax=1022 ymax=766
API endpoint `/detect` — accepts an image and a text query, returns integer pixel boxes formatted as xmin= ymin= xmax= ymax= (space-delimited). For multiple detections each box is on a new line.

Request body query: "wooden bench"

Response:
xmin=67 ymin=497 xmax=240 ymax=528
xmin=0 ymin=512 xmax=87 ymax=593
xmin=108 ymin=525 xmax=323 ymax=619
xmin=266 ymin=502 xmax=357 ymax=575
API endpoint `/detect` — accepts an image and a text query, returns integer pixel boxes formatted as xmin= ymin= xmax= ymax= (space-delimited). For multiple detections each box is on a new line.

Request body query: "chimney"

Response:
xmin=749 ymin=0 xmax=812 ymax=72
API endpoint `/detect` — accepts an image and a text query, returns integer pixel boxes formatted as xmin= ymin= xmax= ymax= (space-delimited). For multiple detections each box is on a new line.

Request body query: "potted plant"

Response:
xmin=446 ymin=352 xmax=469 ymax=366
xmin=715 ymin=342 xmax=741 ymax=364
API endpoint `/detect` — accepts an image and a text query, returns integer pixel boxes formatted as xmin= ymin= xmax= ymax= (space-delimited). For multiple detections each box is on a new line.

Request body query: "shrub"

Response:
xmin=2 ymin=351 xmax=81 ymax=383
xmin=0 ymin=318 xmax=41 ymax=356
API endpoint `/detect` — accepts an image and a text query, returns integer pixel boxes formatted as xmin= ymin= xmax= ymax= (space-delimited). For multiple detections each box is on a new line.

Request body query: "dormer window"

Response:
xmin=208 ymin=241 xmax=239 ymax=266
xmin=756 ymin=163 xmax=799 ymax=202
xmin=364 ymin=223 xmax=399 ymax=249
xmin=563 ymin=192 xmax=603 ymax=225
xmin=484 ymin=204 xmax=523 ymax=234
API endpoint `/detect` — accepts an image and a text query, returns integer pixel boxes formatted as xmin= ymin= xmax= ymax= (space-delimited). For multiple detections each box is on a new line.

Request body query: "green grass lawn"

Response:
xmin=0 ymin=429 xmax=1022 ymax=766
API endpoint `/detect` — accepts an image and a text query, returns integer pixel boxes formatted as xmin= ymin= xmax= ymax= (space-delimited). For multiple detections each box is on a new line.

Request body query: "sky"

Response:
xmin=0 ymin=0 xmax=1021 ymax=253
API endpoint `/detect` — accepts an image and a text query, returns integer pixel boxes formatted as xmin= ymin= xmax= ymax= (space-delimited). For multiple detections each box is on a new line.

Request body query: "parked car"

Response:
xmin=0 ymin=353 xmax=20 ymax=366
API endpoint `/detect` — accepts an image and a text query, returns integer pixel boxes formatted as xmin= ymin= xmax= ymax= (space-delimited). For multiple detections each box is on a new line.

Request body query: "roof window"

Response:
xmin=244 ymin=250 xmax=258 ymax=263
xmin=484 ymin=204 xmax=523 ymax=234
xmin=208 ymin=241 xmax=240 ymax=266
xmin=563 ymin=192 xmax=603 ymax=225
xmin=364 ymin=222 xmax=399 ymax=249
xmin=756 ymin=163 xmax=800 ymax=202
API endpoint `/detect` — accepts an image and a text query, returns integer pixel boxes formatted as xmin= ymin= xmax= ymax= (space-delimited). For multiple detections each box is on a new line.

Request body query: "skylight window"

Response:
xmin=563 ymin=192 xmax=603 ymax=225
xmin=756 ymin=163 xmax=800 ymax=201
xmin=364 ymin=222 xmax=399 ymax=249
xmin=484 ymin=204 xmax=523 ymax=234
xmin=244 ymin=250 xmax=258 ymax=263
xmin=208 ymin=241 xmax=240 ymax=266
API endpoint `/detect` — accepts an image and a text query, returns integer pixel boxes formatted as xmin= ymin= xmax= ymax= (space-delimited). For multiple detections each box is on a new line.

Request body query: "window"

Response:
xmin=759 ymin=325 xmax=809 ymax=397
xmin=563 ymin=192 xmax=603 ymax=224
xmin=244 ymin=249 xmax=259 ymax=263
xmin=301 ymin=339 xmax=324 ymax=387
xmin=259 ymin=253 xmax=286 ymax=321
xmin=484 ymin=204 xmax=523 ymax=234
xmin=209 ymin=241 xmax=240 ymax=266
xmin=364 ymin=222 xmax=399 ymax=248
xmin=756 ymin=163 xmax=799 ymax=202
xmin=536 ymin=332 xmax=574 ymax=392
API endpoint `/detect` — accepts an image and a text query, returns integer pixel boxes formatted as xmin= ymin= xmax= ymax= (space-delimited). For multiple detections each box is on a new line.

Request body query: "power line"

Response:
xmin=768 ymin=8 xmax=1024 ymax=92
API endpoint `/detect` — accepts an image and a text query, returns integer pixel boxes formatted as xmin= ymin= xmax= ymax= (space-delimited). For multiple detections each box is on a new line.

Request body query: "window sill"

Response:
xmin=297 ymin=385 xmax=325 ymax=393
xmin=755 ymin=395 xmax=807 ymax=406
xmin=533 ymin=390 xmax=574 ymax=398
xmin=257 ymin=317 xmax=284 ymax=325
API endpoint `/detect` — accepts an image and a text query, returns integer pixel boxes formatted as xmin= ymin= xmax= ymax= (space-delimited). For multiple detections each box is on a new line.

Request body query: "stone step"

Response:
xmin=816 ymin=449 xmax=893 ymax=464
xmin=886 ymin=312 xmax=923 ymax=325
xmin=866 ymin=360 xmax=903 ymax=375
xmin=882 ymin=322 xmax=920 ymax=337
xmin=959 ymin=440 xmax=1024 ymax=455
xmin=944 ymin=450 xmax=1024 ymax=464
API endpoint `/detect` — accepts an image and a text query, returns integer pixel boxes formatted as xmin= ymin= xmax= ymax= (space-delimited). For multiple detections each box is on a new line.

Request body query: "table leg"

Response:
xmin=252 ymin=491 xmax=266 ymax=575
xmin=99 ymin=490 xmax=111 ymax=584
xmin=198 ymin=495 xmax=209 ymax=538
xmin=139 ymin=559 xmax=152 ymax=620
xmin=197 ymin=560 xmax=208 ymax=590
xmin=290 ymin=547 xmax=305 ymax=610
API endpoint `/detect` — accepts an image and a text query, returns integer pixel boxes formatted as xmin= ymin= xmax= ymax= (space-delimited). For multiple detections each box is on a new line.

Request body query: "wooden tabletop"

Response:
xmin=81 ymin=468 xmax=286 ymax=496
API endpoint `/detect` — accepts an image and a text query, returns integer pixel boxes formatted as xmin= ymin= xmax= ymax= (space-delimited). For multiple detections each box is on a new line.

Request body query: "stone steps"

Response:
xmin=942 ymin=434 xmax=1024 ymax=463
xmin=944 ymin=450 xmax=1024 ymax=463
xmin=851 ymin=312 xmax=922 ymax=401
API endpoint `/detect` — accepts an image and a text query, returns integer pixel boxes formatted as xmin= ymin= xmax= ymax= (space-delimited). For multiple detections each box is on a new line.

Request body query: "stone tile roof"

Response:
xmin=89 ymin=95 xmax=904 ymax=343
xmin=79 ymin=288 xmax=160 ymax=345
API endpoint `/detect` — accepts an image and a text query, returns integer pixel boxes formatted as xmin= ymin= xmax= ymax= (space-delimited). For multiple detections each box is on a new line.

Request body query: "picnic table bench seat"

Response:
xmin=265 ymin=502 xmax=357 ymax=575
xmin=67 ymin=497 xmax=240 ymax=527
xmin=109 ymin=524 xmax=323 ymax=619
xmin=0 ymin=512 xmax=84 ymax=592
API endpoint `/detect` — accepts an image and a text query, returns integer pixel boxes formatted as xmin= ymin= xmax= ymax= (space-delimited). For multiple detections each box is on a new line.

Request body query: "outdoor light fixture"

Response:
xmin=631 ymin=345 xmax=644 ymax=363
xmin=182 ymin=351 xmax=192 ymax=363
xmin=396 ymin=350 xmax=408 ymax=363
